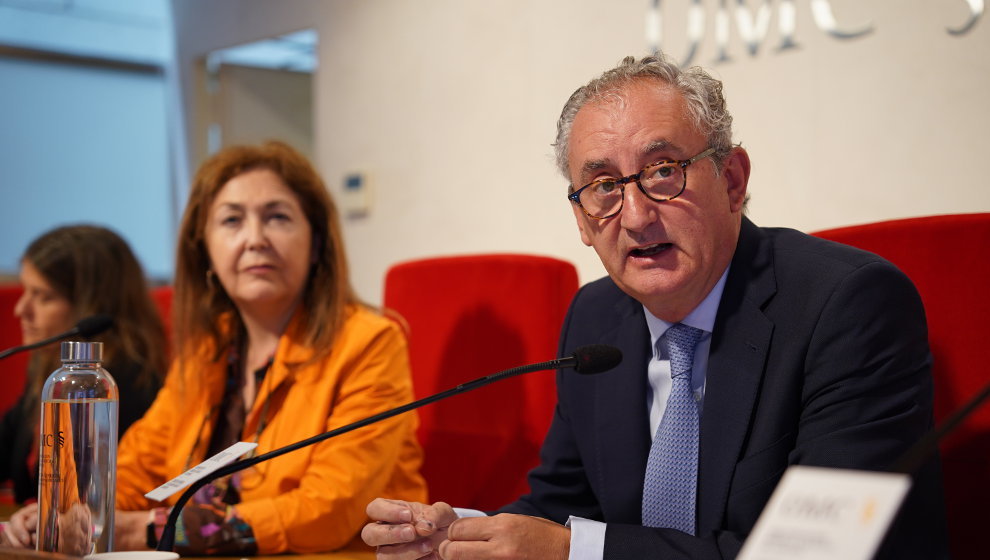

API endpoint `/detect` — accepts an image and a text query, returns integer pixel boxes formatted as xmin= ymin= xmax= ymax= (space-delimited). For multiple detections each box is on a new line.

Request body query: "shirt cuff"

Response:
xmin=566 ymin=516 xmax=605 ymax=560
xmin=452 ymin=507 xmax=487 ymax=518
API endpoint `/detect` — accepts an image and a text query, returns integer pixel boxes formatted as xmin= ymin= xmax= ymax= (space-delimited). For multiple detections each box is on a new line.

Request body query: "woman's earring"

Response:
xmin=206 ymin=269 xmax=217 ymax=293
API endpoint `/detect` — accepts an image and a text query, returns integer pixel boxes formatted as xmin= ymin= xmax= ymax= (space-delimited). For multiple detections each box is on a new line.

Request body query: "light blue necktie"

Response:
xmin=642 ymin=323 xmax=705 ymax=534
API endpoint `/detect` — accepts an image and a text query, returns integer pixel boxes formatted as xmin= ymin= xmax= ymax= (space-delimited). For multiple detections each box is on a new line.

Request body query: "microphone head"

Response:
xmin=572 ymin=344 xmax=622 ymax=374
xmin=76 ymin=314 xmax=114 ymax=338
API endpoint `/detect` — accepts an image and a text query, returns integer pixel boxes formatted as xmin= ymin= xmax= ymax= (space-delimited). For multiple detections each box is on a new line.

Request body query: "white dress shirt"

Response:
xmin=566 ymin=267 xmax=728 ymax=560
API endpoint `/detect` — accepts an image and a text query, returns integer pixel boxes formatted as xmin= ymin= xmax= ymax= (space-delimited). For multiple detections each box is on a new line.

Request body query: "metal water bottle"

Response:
xmin=37 ymin=341 xmax=118 ymax=555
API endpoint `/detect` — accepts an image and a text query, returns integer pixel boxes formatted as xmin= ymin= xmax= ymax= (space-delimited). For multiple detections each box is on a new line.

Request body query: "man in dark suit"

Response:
xmin=361 ymin=53 xmax=947 ymax=560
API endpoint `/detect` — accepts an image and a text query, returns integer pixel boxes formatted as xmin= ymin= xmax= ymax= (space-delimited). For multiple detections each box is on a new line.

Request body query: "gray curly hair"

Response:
xmin=553 ymin=53 xmax=734 ymax=181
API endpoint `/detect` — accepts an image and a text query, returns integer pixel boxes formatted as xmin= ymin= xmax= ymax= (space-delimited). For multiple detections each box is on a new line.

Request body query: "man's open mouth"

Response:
xmin=630 ymin=243 xmax=672 ymax=257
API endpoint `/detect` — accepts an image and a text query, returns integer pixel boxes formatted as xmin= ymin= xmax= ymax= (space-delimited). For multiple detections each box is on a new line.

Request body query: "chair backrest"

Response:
xmin=813 ymin=213 xmax=990 ymax=559
xmin=0 ymin=285 xmax=28 ymax=415
xmin=383 ymin=253 xmax=579 ymax=511
xmin=150 ymin=285 xmax=174 ymax=348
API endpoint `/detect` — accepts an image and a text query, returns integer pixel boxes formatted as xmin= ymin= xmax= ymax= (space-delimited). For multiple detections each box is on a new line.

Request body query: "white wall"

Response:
xmin=173 ymin=0 xmax=990 ymax=305
xmin=320 ymin=0 xmax=631 ymax=304
xmin=170 ymin=0 xmax=324 ymax=198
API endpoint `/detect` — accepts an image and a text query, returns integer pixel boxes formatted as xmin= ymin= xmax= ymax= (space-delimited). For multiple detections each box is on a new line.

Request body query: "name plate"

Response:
xmin=144 ymin=441 xmax=257 ymax=502
xmin=737 ymin=465 xmax=911 ymax=560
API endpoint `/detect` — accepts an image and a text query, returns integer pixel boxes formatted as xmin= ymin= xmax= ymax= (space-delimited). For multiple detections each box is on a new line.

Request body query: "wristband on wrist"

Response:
xmin=145 ymin=507 xmax=168 ymax=549
xmin=145 ymin=522 xmax=156 ymax=548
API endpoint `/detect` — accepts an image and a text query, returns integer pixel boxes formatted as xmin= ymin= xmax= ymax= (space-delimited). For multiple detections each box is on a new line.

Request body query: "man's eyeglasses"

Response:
xmin=567 ymin=147 xmax=716 ymax=220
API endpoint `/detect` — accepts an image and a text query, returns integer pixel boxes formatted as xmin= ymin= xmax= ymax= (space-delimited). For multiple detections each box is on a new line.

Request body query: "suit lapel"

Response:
xmin=592 ymin=292 xmax=654 ymax=524
xmin=697 ymin=217 xmax=776 ymax=535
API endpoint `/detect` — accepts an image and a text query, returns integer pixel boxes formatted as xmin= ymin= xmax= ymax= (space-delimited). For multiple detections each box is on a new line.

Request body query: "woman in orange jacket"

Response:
xmin=121 ymin=140 xmax=427 ymax=555
xmin=5 ymin=141 xmax=427 ymax=555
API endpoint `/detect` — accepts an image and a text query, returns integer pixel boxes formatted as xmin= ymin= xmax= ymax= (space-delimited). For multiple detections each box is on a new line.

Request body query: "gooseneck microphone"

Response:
xmin=156 ymin=344 xmax=622 ymax=551
xmin=891 ymin=376 xmax=990 ymax=475
xmin=0 ymin=314 xmax=114 ymax=360
xmin=568 ymin=344 xmax=623 ymax=374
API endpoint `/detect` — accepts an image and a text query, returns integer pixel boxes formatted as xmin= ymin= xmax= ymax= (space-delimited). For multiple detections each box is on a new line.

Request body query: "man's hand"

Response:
xmin=438 ymin=513 xmax=569 ymax=560
xmin=362 ymin=498 xmax=457 ymax=559
xmin=0 ymin=503 xmax=38 ymax=548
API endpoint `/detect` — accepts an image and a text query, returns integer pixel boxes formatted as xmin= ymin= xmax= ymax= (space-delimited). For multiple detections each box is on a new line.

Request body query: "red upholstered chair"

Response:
xmin=383 ymin=254 xmax=579 ymax=511
xmin=813 ymin=213 xmax=990 ymax=559
xmin=150 ymin=285 xmax=174 ymax=349
xmin=0 ymin=284 xmax=28 ymax=416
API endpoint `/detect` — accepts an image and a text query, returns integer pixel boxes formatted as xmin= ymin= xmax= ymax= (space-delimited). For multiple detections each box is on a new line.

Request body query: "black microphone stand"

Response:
xmin=156 ymin=355 xmax=574 ymax=551
xmin=0 ymin=329 xmax=80 ymax=360
xmin=891 ymin=377 xmax=990 ymax=475
xmin=0 ymin=315 xmax=113 ymax=360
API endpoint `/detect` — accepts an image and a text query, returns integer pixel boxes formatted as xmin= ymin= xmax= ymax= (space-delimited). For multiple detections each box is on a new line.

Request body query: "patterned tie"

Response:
xmin=642 ymin=323 xmax=705 ymax=533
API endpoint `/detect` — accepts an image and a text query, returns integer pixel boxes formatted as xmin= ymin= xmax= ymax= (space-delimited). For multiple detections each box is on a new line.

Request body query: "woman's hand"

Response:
xmin=114 ymin=509 xmax=153 ymax=551
xmin=58 ymin=503 xmax=93 ymax=556
xmin=0 ymin=503 xmax=38 ymax=548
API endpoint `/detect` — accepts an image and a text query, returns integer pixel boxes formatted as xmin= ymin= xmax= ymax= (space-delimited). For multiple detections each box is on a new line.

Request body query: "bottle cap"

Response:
xmin=61 ymin=341 xmax=103 ymax=362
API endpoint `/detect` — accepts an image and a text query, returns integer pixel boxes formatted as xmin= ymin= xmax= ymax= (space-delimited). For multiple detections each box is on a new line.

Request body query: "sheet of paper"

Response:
xmin=143 ymin=441 xmax=257 ymax=502
xmin=737 ymin=465 xmax=911 ymax=560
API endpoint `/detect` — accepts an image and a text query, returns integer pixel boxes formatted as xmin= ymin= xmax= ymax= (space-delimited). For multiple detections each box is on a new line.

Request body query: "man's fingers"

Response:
xmin=366 ymin=498 xmax=415 ymax=524
xmin=446 ymin=516 xmax=499 ymax=542
xmin=366 ymin=499 xmax=445 ymax=535
xmin=421 ymin=502 xmax=456 ymax=533
xmin=441 ymin=517 xmax=502 ymax=560
xmin=363 ymin=498 xmax=458 ymax=558
xmin=438 ymin=539 xmax=493 ymax=560
xmin=441 ymin=514 xmax=569 ymax=560
xmin=362 ymin=521 xmax=418 ymax=547
xmin=373 ymin=539 xmax=438 ymax=560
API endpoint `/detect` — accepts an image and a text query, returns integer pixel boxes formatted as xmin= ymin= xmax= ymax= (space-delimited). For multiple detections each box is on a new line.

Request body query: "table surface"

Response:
xmin=2 ymin=504 xmax=376 ymax=559
xmin=0 ymin=551 xmax=376 ymax=560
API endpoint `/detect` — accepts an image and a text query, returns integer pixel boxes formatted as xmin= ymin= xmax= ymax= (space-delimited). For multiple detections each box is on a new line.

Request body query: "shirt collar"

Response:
xmin=644 ymin=265 xmax=730 ymax=355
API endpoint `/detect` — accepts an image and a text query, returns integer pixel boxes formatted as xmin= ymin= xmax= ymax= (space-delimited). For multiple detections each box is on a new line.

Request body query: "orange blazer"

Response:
xmin=115 ymin=306 xmax=427 ymax=553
